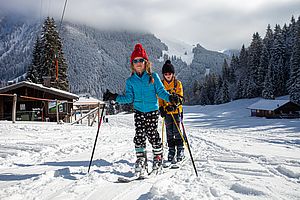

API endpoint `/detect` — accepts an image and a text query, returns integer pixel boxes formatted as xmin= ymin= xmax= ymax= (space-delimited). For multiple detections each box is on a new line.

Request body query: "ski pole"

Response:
xmin=170 ymin=113 xmax=198 ymax=177
xmin=162 ymin=118 xmax=166 ymax=147
xmin=179 ymin=117 xmax=198 ymax=177
xmin=87 ymin=104 xmax=106 ymax=173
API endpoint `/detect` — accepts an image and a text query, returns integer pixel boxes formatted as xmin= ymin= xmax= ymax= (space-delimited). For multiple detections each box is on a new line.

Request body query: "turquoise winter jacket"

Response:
xmin=116 ymin=72 xmax=170 ymax=113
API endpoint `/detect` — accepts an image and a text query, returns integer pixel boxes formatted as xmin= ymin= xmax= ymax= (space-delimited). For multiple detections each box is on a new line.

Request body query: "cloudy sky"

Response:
xmin=1 ymin=0 xmax=300 ymax=51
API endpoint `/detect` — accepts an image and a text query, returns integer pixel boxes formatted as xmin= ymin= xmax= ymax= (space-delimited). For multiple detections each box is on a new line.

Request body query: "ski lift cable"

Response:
xmin=47 ymin=0 xmax=50 ymax=17
xmin=39 ymin=0 xmax=43 ymax=24
xmin=58 ymin=0 xmax=68 ymax=34
xmin=55 ymin=0 xmax=68 ymax=81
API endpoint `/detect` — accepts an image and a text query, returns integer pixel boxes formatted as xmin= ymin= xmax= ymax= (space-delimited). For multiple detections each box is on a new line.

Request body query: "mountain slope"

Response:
xmin=0 ymin=14 xmax=231 ymax=103
xmin=0 ymin=16 xmax=39 ymax=81
xmin=62 ymin=22 xmax=167 ymax=97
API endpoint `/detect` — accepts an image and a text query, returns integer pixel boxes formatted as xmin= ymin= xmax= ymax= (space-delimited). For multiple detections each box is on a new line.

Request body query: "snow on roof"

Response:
xmin=73 ymin=96 xmax=104 ymax=106
xmin=0 ymin=81 xmax=79 ymax=100
xmin=247 ymin=99 xmax=290 ymax=111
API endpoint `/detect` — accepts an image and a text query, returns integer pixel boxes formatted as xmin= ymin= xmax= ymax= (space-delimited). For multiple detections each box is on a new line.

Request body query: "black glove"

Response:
xmin=103 ymin=89 xmax=118 ymax=101
xmin=159 ymin=106 xmax=166 ymax=118
xmin=165 ymin=105 xmax=177 ymax=112
xmin=169 ymin=93 xmax=180 ymax=105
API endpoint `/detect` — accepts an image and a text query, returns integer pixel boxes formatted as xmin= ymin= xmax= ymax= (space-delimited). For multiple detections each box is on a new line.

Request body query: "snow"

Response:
xmin=247 ymin=99 xmax=290 ymax=110
xmin=205 ymin=68 xmax=210 ymax=76
xmin=7 ymin=73 xmax=27 ymax=83
xmin=158 ymin=37 xmax=194 ymax=65
xmin=0 ymin=98 xmax=300 ymax=199
xmin=74 ymin=96 xmax=104 ymax=106
xmin=65 ymin=25 xmax=86 ymax=37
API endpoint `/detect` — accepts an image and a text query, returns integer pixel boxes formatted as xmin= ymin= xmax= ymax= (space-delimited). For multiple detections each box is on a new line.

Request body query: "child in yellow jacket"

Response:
xmin=158 ymin=60 xmax=184 ymax=163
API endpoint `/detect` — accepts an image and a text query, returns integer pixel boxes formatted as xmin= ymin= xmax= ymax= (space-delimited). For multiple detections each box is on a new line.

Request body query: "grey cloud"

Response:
xmin=0 ymin=0 xmax=299 ymax=50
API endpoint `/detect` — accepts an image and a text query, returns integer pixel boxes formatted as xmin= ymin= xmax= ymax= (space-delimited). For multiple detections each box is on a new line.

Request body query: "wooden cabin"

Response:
xmin=0 ymin=81 xmax=78 ymax=122
xmin=247 ymin=99 xmax=300 ymax=118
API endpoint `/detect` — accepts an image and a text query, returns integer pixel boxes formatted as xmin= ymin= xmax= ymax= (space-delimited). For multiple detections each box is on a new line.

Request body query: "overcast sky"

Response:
xmin=1 ymin=0 xmax=300 ymax=51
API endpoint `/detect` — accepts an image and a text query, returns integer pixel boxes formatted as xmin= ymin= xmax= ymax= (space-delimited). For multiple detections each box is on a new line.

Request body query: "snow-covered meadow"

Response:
xmin=0 ymin=98 xmax=300 ymax=200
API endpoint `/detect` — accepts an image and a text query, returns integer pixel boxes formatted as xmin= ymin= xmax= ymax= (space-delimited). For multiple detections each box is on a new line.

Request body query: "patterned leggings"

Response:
xmin=134 ymin=110 xmax=162 ymax=157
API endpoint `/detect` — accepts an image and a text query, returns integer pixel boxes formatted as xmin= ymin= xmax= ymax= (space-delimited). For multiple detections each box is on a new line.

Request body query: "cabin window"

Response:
xmin=49 ymin=101 xmax=68 ymax=113
xmin=20 ymin=104 xmax=26 ymax=111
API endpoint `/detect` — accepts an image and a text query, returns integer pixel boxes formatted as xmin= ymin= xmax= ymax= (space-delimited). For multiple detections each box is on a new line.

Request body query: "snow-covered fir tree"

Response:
xmin=199 ymin=74 xmax=218 ymax=105
xmin=262 ymin=61 xmax=275 ymax=99
xmin=258 ymin=44 xmax=269 ymax=93
xmin=234 ymin=79 xmax=243 ymax=100
xmin=247 ymin=32 xmax=263 ymax=97
xmin=219 ymin=59 xmax=232 ymax=103
xmin=26 ymin=37 xmax=42 ymax=83
xmin=220 ymin=80 xmax=230 ymax=103
xmin=237 ymin=45 xmax=249 ymax=98
xmin=289 ymin=22 xmax=300 ymax=104
xmin=270 ymin=24 xmax=286 ymax=96
xmin=263 ymin=24 xmax=274 ymax=52
xmin=27 ymin=17 xmax=69 ymax=91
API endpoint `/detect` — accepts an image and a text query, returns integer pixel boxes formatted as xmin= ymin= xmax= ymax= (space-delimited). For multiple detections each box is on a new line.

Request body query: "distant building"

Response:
xmin=247 ymin=99 xmax=300 ymax=118
xmin=0 ymin=81 xmax=78 ymax=122
xmin=73 ymin=95 xmax=104 ymax=111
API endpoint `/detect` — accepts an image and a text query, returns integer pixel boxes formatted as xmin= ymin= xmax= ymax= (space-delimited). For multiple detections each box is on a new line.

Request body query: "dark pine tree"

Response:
xmin=262 ymin=60 xmax=275 ymax=99
xmin=214 ymin=75 xmax=223 ymax=104
xmin=258 ymin=44 xmax=269 ymax=93
xmin=207 ymin=74 xmax=217 ymax=104
xmin=230 ymin=54 xmax=239 ymax=72
xmin=234 ymin=79 xmax=243 ymax=100
xmin=285 ymin=17 xmax=297 ymax=68
xmin=289 ymin=22 xmax=300 ymax=104
xmin=270 ymin=24 xmax=285 ymax=96
xmin=222 ymin=59 xmax=230 ymax=81
xmin=236 ymin=44 xmax=248 ymax=99
xmin=26 ymin=37 xmax=42 ymax=83
xmin=247 ymin=32 xmax=263 ymax=97
xmin=27 ymin=17 xmax=69 ymax=91
xmin=221 ymin=80 xmax=230 ymax=103
xmin=263 ymin=24 xmax=274 ymax=52
xmin=199 ymin=81 xmax=209 ymax=105
xmin=258 ymin=24 xmax=274 ymax=94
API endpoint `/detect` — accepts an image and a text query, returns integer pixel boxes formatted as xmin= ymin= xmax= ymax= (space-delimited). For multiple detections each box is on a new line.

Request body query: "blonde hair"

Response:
xmin=130 ymin=60 xmax=154 ymax=84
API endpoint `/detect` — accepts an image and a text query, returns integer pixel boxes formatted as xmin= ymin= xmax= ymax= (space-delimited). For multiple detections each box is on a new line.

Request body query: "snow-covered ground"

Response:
xmin=0 ymin=98 xmax=300 ymax=200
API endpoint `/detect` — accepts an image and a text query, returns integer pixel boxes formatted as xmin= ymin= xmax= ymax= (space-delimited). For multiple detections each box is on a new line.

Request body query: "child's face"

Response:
xmin=132 ymin=57 xmax=146 ymax=74
xmin=164 ymin=72 xmax=173 ymax=81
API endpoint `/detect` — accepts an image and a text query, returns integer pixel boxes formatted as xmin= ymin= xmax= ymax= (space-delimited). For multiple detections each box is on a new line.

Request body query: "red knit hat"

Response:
xmin=130 ymin=43 xmax=149 ymax=63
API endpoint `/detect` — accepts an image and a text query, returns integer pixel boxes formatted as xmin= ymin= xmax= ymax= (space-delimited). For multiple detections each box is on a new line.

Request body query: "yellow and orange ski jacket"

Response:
xmin=158 ymin=78 xmax=183 ymax=114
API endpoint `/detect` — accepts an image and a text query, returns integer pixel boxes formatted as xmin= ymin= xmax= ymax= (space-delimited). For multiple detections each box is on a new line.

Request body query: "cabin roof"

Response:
xmin=0 ymin=81 xmax=79 ymax=100
xmin=247 ymin=99 xmax=291 ymax=111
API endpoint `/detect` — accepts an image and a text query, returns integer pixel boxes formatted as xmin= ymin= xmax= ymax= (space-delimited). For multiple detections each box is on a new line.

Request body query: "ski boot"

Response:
xmin=176 ymin=146 xmax=185 ymax=162
xmin=163 ymin=148 xmax=176 ymax=168
xmin=150 ymin=154 xmax=162 ymax=175
xmin=134 ymin=157 xmax=147 ymax=178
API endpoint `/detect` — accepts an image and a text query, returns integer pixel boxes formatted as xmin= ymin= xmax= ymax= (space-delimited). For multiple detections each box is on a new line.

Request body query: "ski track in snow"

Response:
xmin=1 ymin=100 xmax=300 ymax=199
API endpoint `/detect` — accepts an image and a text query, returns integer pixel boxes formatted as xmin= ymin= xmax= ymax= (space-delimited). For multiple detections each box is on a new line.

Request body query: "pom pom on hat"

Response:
xmin=162 ymin=59 xmax=175 ymax=74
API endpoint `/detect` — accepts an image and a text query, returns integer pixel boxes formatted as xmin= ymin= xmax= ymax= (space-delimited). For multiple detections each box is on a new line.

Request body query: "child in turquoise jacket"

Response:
xmin=103 ymin=43 xmax=179 ymax=174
